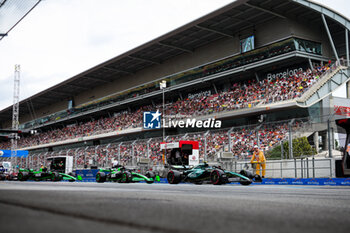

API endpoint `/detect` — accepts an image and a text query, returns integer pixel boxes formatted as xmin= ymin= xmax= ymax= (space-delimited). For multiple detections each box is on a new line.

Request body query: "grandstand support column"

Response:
xmin=162 ymin=88 xmax=165 ymax=141
xmin=118 ymin=142 xmax=123 ymax=162
xmin=11 ymin=64 xmax=20 ymax=169
xmin=321 ymin=14 xmax=340 ymax=64
xmin=147 ymin=138 xmax=152 ymax=158
xmin=74 ymin=148 xmax=79 ymax=169
xmin=289 ymin=119 xmax=295 ymax=159
xmin=36 ymin=154 xmax=41 ymax=170
xmin=94 ymin=145 xmax=99 ymax=167
xmin=313 ymin=131 xmax=319 ymax=154
xmin=44 ymin=152 xmax=48 ymax=167
xmin=213 ymin=83 xmax=218 ymax=94
xmin=66 ymin=149 xmax=71 ymax=159
xmin=228 ymin=127 xmax=234 ymax=153
xmin=255 ymin=125 xmax=262 ymax=149
xmin=327 ymin=119 xmax=332 ymax=158
xmin=308 ymin=58 xmax=314 ymax=70
xmin=346 ymin=29 xmax=349 ymax=66
xmin=105 ymin=144 xmax=111 ymax=168
xmin=132 ymin=140 xmax=137 ymax=166
xmin=84 ymin=146 xmax=89 ymax=167
xmin=327 ymin=110 xmax=336 ymax=157
xmin=160 ymin=80 xmax=166 ymax=142
xmin=204 ymin=131 xmax=209 ymax=161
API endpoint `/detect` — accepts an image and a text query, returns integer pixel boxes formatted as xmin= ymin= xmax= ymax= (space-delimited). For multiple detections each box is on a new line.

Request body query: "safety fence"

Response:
xmin=219 ymin=157 xmax=334 ymax=178
xmin=1 ymin=117 xmax=314 ymax=170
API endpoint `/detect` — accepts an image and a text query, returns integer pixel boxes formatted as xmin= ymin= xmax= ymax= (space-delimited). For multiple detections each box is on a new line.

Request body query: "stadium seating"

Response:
xmin=4 ymin=119 xmax=310 ymax=170
xmin=0 ymin=65 xmax=327 ymax=154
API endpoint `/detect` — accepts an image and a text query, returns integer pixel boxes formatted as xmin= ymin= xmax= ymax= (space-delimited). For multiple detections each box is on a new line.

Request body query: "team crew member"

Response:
xmin=112 ymin=160 xmax=121 ymax=168
xmin=250 ymin=145 xmax=266 ymax=178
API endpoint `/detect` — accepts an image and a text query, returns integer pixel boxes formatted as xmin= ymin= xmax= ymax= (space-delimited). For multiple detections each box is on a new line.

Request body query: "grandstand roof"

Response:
xmin=0 ymin=0 xmax=349 ymax=122
xmin=0 ymin=0 xmax=41 ymax=41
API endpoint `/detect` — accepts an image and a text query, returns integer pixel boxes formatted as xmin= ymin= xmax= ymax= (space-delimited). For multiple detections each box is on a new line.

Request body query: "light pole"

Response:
xmin=160 ymin=80 xmax=166 ymax=142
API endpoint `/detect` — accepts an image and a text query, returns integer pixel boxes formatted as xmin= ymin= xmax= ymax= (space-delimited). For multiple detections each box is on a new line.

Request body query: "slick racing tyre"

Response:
xmin=167 ymin=170 xmax=182 ymax=184
xmin=239 ymin=180 xmax=252 ymax=186
xmin=0 ymin=173 xmax=5 ymax=180
xmin=17 ymin=172 xmax=28 ymax=181
xmin=145 ymin=171 xmax=155 ymax=184
xmin=254 ymin=174 xmax=262 ymax=182
xmin=210 ymin=169 xmax=226 ymax=185
xmin=52 ymin=172 xmax=62 ymax=181
xmin=145 ymin=171 xmax=155 ymax=179
xmin=96 ymin=172 xmax=106 ymax=183
xmin=120 ymin=171 xmax=132 ymax=183
xmin=240 ymin=170 xmax=254 ymax=179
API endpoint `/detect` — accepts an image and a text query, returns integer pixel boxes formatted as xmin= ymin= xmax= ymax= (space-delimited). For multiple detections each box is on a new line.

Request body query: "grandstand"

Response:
xmin=1 ymin=0 xmax=350 ymax=170
xmin=0 ymin=0 xmax=42 ymax=41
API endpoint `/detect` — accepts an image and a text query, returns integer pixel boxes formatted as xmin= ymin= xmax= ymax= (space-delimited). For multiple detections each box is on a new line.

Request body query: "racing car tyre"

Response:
xmin=18 ymin=172 xmax=28 ymax=181
xmin=145 ymin=171 xmax=155 ymax=184
xmin=0 ymin=174 xmax=5 ymax=180
xmin=145 ymin=171 xmax=155 ymax=179
xmin=52 ymin=172 xmax=62 ymax=181
xmin=240 ymin=170 xmax=255 ymax=179
xmin=146 ymin=179 xmax=154 ymax=184
xmin=210 ymin=169 xmax=226 ymax=185
xmin=239 ymin=180 xmax=252 ymax=185
xmin=254 ymin=174 xmax=262 ymax=182
xmin=120 ymin=171 xmax=132 ymax=183
xmin=96 ymin=172 xmax=106 ymax=183
xmin=167 ymin=170 xmax=182 ymax=184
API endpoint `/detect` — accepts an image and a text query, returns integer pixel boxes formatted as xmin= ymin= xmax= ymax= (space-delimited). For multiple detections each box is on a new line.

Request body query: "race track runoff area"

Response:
xmin=0 ymin=182 xmax=349 ymax=233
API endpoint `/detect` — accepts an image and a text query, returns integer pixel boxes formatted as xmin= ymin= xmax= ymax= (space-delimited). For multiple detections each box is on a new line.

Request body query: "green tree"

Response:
xmin=266 ymin=137 xmax=316 ymax=159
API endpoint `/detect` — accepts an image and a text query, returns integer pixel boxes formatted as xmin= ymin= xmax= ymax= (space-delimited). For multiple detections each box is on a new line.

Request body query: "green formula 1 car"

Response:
xmin=96 ymin=166 xmax=159 ymax=184
xmin=17 ymin=168 xmax=82 ymax=182
xmin=167 ymin=163 xmax=261 ymax=185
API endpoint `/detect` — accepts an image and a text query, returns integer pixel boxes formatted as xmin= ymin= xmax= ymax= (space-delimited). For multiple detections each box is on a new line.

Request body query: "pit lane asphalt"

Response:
xmin=0 ymin=182 xmax=349 ymax=233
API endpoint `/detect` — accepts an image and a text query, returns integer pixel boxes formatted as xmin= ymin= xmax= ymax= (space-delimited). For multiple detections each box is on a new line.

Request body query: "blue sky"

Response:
xmin=0 ymin=0 xmax=349 ymax=110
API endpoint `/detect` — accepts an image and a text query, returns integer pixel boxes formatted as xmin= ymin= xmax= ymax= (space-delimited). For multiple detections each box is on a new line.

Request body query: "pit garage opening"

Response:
xmin=160 ymin=141 xmax=199 ymax=166
xmin=47 ymin=156 xmax=74 ymax=174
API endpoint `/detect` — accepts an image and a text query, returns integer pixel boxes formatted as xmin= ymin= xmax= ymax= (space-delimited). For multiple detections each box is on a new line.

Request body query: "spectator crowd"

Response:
xmin=0 ymin=65 xmax=327 ymax=161
xmin=8 ymin=120 xmax=309 ymax=170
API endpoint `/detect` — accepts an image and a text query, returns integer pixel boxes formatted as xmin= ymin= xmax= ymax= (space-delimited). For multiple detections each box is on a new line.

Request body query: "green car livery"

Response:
xmin=96 ymin=166 xmax=159 ymax=184
xmin=17 ymin=168 xmax=82 ymax=182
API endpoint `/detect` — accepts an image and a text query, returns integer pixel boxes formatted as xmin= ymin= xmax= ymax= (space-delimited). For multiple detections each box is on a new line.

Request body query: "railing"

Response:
xmin=218 ymin=157 xmax=333 ymax=178
xmin=297 ymin=60 xmax=347 ymax=104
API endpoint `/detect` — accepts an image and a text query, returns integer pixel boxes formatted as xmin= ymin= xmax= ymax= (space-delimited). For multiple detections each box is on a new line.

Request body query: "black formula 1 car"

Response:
xmin=167 ymin=163 xmax=261 ymax=185
xmin=17 ymin=168 xmax=82 ymax=182
xmin=96 ymin=166 xmax=159 ymax=184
